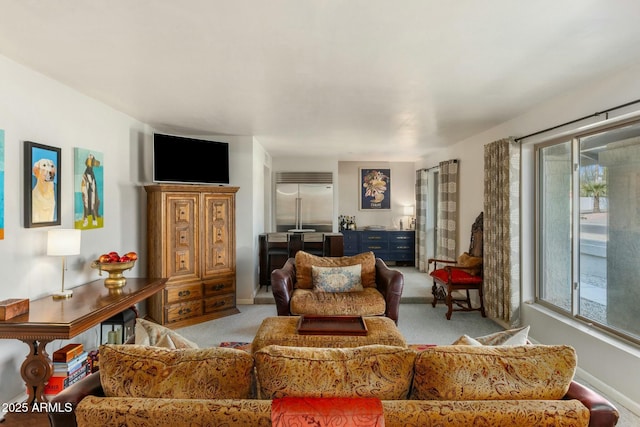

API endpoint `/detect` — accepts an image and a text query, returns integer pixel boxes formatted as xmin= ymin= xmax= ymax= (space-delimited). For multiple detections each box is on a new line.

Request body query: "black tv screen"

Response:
xmin=153 ymin=133 xmax=230 ymax=184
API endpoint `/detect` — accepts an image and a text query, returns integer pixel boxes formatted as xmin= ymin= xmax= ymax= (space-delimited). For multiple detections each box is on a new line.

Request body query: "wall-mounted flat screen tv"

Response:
xmin=153 ymin=133 xmax=230 ymax=184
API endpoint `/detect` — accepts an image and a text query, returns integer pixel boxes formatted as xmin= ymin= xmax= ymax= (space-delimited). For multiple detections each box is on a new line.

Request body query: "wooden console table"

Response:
xmin=0 ymin=277 xmax=167 ymax=406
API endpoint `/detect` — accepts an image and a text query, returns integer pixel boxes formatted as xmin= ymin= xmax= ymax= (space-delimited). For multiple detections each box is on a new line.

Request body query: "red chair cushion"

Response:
xmin=430 ymin=268 xmax=483 ymax=285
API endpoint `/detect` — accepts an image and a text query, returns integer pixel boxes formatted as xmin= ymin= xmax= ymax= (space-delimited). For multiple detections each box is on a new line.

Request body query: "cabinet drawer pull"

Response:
xmin=178 ymin=290 xmax=191 ymax=297
xmin=213 ymin=284 xmax=225 ymax=291
xmin=213 ymin=300 xmax=226 ymax=308
xmin=368 ymin=246 xmax=383 ymax=250
xmin=178 ymin=307 xmax=192 ymax=315
xmin=367 ymin=236 xmax=382 ymax=240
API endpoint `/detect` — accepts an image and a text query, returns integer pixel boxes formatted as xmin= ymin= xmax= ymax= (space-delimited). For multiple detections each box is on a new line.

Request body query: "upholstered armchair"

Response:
xmin=271 ymin=251 xmax=404 ymax=324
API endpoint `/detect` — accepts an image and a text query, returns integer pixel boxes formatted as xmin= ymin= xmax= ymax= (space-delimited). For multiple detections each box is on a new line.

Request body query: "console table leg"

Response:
xmin=19 ymin=339 xmax=53 ymax=405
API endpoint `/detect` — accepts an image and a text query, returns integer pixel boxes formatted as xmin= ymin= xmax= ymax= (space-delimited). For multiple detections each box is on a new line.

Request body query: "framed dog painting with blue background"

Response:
xmin=24 ymin=141 xmax=61 ymax=228
xmin=360 ymin=168 xmax=391 ymax=210
xmin=74 ymin=148 xmax=103 ymax=229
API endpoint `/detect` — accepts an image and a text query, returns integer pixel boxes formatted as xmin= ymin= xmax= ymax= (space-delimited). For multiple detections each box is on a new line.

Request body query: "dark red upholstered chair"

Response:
xmin=428 ymin=212 xmax=486 ymax=320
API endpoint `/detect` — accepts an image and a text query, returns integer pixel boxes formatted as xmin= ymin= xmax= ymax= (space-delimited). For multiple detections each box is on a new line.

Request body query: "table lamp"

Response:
xmin=403 ymin=205 xmax=415 ymax=230
xmin=47 ymin=229 xmax=81 ymax=300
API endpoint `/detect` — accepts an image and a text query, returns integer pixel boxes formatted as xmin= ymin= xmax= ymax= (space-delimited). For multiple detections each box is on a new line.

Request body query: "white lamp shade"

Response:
xmin=403 ymin=205 xmax=415 ymax=216
xmin=47 ymin=229 xmax=81 ymax=256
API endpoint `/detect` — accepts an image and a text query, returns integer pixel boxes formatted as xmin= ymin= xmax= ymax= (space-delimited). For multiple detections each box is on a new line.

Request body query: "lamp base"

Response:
xmin=52 ymin=289 xmax=73 ymax=300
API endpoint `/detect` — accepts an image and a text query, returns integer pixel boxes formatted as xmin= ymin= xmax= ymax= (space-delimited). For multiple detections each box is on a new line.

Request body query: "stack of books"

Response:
xmin=44 ymin=343 xmax=90 ymax=396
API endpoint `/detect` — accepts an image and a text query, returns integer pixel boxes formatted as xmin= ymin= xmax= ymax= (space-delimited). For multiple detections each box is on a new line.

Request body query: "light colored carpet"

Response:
xmin=178 ymin=265 xmax=503 ymax=346
xmin=176 ymin=303 xmax=503 ymax=347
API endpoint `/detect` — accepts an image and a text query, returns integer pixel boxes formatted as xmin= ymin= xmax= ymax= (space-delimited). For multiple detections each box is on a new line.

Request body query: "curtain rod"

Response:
xmin=514 ymin=99 xmax=640 ymax=142
xmin=420 ymin=159 xmax=457 ymax=172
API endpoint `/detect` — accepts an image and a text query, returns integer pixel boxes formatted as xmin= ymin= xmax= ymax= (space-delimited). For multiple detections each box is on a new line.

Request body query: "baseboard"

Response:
xmin=237 ymin=298 xmax=255 ymax=305
xmin=574 ymin=366 xmax=640 ymax=417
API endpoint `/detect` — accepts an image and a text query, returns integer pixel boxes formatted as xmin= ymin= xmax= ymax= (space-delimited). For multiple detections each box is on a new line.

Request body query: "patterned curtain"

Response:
xmin=484 ymin=138 xmax=520 ymax=326
xmin=437 ymin=159 xmax=458 ymax=260
xmin=415 ymin=169 xmax=429 ymax=272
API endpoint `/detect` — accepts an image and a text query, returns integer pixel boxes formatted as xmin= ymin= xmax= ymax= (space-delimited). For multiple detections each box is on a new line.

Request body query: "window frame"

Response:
xmin=534 ymin=114 xmax=640 ymax=346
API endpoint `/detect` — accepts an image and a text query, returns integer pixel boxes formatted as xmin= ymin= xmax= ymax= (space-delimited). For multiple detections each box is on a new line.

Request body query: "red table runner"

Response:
xmin=272 ymin=397 xmax=384 ymax=427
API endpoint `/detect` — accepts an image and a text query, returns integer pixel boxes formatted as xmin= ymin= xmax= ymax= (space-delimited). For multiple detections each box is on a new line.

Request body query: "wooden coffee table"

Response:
xmin=251 ymin=316 xmax=406 ymax=353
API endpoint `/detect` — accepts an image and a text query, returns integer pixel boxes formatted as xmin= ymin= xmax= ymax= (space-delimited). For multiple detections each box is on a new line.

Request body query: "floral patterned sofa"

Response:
xmin=271 ymin=251 xmax=404 ymax=324
xmin=49 ymin=343 xmax=619 ymax=427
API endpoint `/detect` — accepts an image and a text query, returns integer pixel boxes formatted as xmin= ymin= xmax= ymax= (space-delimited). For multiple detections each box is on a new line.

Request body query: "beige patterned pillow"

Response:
xmin=295 ymin=251 xmax=376 ymax=289
xmin=451 ymin=334 xmax=483 ymax=346
xmin=312 ymin=264 xmax=364 ymax=292
xmin=135 ymin=318 xmax=199 ymax=349
xmin=477 ymin=325 xmax=530 ymax=345
xmin=255 ymin=345 xmax=415 ymax=400
xmin=100 ymin=345 xmax=254 ymax=399
xmin=452 ymin=326 xmax=530 ymax=346
xmin=412 ymin=345 xmax=576 ymax=401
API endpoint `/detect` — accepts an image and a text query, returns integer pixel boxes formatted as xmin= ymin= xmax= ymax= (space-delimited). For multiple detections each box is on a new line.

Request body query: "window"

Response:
xmin=537 ymin=119 xmax=640 ymax=344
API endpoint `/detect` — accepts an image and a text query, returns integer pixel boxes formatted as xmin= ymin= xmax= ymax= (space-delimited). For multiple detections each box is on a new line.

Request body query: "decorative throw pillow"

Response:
xmin=452 ymin=325 xmax=530 ymax=346
xmin=411 ymin=344 xmax=576 ymax=401
xmin=255 ymin=345 xmax=416 ymax=400
xmin=134 ymin=318 xmax=199 ymax=349
xmin=451 ymin=334 xmax=483 ymax=346
xmin=100 ymin=344 xmax=254 ymax=399
xmin=312 ymin=264 xmax=364 ymax=293
xmin=456 ymin=252 xmax=483 ymax=276
xmin=295 ymin=251 xmax=376 ymax=289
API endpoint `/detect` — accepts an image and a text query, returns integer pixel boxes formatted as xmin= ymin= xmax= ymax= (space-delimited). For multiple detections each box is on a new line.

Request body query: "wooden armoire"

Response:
xmin=145 ymin=184 xmax=239 ymax=328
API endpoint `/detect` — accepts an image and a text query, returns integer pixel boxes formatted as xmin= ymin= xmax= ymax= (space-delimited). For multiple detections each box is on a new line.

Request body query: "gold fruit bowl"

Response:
xmin=90 ymin=260 xmax=136 ymax=291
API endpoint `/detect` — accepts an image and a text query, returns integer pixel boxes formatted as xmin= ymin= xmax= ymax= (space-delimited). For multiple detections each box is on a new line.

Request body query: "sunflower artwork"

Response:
xmin=360 ymin=168 xmax=390 ymax=210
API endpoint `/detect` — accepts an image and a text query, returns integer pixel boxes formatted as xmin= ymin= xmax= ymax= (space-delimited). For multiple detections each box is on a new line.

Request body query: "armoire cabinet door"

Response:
xmin=202 ymin=193 xmax=235 ymax=277
xmin=165 ymin=193 xmax=200 ymax=282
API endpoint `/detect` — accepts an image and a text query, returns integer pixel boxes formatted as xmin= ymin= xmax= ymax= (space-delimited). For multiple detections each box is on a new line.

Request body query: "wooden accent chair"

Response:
xmin=428 ymin=212 xmax=486 ymax=320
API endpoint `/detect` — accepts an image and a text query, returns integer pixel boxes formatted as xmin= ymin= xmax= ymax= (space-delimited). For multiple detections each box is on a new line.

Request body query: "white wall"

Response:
xmin=188 ymin=135 xmax=265 ymax=303
xmin=270 ymin=158 xmax=417 ymax=232
xmin=0 ymin=55 xmax=151 ymax=404
xmin=338 ymin=161 xmax=416 ymax=230
xmin=421 ymin=62 xmax=640 ymax=412
xmin=0 ymin=55 xmax=267 ymax=403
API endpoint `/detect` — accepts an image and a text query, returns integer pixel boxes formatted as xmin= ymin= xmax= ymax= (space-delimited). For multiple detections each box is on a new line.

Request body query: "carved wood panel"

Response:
xmin=166 ymin=194 xmax=199 ymax=282
xmin=203 ymin=194 xmax=235 ymax=277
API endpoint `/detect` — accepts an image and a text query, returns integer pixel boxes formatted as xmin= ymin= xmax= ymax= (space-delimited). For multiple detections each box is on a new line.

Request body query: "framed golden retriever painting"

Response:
xmin=24 ymin=141 xmax=61 ymax=228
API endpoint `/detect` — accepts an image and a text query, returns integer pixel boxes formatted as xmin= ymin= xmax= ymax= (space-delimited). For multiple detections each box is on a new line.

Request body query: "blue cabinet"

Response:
xmin=342 ymin=230 xmax=360 ymax=255
xmin=342 ymin=230 xmax=415 ymax=264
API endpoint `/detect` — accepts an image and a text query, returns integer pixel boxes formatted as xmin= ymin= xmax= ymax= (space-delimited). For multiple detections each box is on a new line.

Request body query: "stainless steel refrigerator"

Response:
xmin=275 ymin=172 xmax=333 ymax=232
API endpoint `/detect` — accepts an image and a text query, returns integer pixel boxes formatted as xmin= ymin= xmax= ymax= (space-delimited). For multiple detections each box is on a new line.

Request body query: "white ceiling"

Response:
xmin=1 ymin=1 xmax=640 ymax=161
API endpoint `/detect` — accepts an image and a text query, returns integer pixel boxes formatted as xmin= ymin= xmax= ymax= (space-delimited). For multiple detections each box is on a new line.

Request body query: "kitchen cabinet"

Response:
xmin=342 ymin=230 xmax=415 ymax=264
xmin=258 ymin=232 xmax=344 ymax=289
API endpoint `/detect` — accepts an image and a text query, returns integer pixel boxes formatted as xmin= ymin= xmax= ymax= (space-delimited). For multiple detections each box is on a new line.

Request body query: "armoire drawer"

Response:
xmin=165 ymin=282 xmax=203 ymax=304
xmin=203 ymin=277 xmax=235 ymax=296
xmin=165 ymin=300 xmax=203 ymax=324
xmin=204 ymin=294 xmax=235 ymax=314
